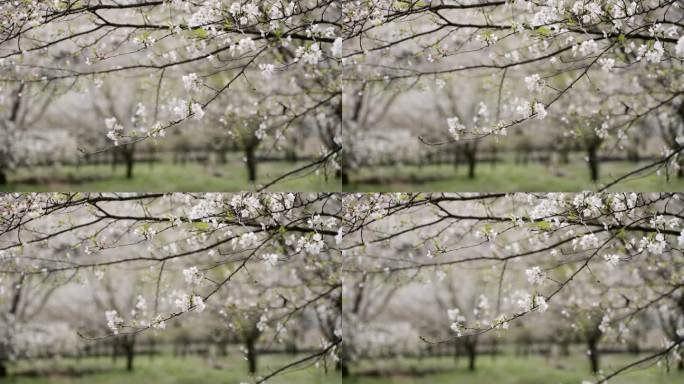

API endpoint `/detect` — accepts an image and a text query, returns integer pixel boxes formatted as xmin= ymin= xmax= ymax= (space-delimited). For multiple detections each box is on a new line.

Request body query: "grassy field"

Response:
xmin=347 ymin=354 xmax=684 ymax=384
xmin=5 ymin=354 xmax=340 ymax=384
xmin=1 ymin=162 xmax=339 ymax=192
xmin=345 ymin=161 xmax=684 ymax=192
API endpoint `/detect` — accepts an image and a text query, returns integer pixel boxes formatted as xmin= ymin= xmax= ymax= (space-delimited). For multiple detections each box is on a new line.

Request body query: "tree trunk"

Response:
xmin=340 ymin=170 xmax=349 ymax=185
xmin=587 ymin=144 xmax=599 ymax=182
xmin=125 ymin=345 xmax=134 ymax=372
xmin=339 ymin=341 xmax=350 ymax=377
xmin=0 ymin=169 xmax=6 ymax=185
xmin=339 ymin=360 xmax=350 ymax=377
xmin=0 ymin=358 xmax=7 ymax=377
xmin=287 ymin=148 xmax=298 ymax=162
xmin=340 ymin=360 xmax=349 ymax=377
xmin=245 ymin=146 xmax=257 ymax=182
xmin=124 ymin=336 xmax=136 ymax=371
xmin=588 ymin=338 xmax=599 ymax=374
xmin=246 ymin=337 xmax=257 ymax=374
xmin=465 ymin=148 xmax=476 ymax=179
xmin=466 ymin=339 xmax=477 ymax=371
xmin=125 ymin=151 xmax=134 ymax=179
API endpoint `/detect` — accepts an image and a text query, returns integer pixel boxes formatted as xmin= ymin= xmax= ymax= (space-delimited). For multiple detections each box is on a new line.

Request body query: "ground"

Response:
xmin=347 ymin=354 xmax=684 ymax=384
xmin=5 ymin=353 xmax=340 ymax=384
xmin=1 ymin=162 xmax=339 ymax=192
xmin=345 ymin=161 xmax=684 ymax=192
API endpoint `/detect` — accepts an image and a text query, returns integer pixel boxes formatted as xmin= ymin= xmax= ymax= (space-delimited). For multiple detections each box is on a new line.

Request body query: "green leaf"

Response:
xmin=536 ymin=220 xmax=552 ymax=231
xmin=536 ymin=26 xmax=551 ymax=37
xmin=194 ymin=222 xmax=210 ymax=231
xmin=193 ymin=28 xmax=208 ymax=39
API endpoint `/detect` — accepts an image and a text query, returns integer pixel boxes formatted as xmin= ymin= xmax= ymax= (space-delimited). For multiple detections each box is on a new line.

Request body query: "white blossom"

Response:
xmin=259 ymin=63 xmax=275 ymax=77
xmin=105 ymin=310 xmax=124 ymax=334
xmin=525 ymin=266 xmax=546 ymax=285
xmin=603 ymin=254 xmax=621 ymax=268
xmin=677 ymin=35 xmax=684 ymax=57
xmin=447 ymin=116 xmax=466 ymax=140
xmin=598 ymin=58 xmax=615 ymax=72
xmin=534 ymin=295 xmax=548 ymax=312
xmin=192 ymin=295 xmax=206 ymax=312
xmin=183 ymin=266 xmax=204 ymax=285
xmin=331 ymin=37 xmax=343 ymax=57
xmin=182 ymin=73 xmax=200 ymax=92
xmin=644 ymin=41 xmax=664 ymax=63
xmin=261 ymin=253 xmax=280 ymax=268
xmin=298 ymin=43 xmax=323 ymax=65
xmin=524 ymin=74 xmax=544 ymax=93
xmin=190 ymin=103 xmax=204 ymax=120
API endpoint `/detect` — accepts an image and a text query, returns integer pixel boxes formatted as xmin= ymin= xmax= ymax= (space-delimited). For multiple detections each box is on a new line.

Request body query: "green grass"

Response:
xmin=347 ymin=354 xmax=684 ymax=384
xmin=345 ymin=161 xmax=684 ymax=192
xmin=5 ymin=354 xmax=340 ymax=384
xmin=1 ymin=162 xmax=340 ymax=192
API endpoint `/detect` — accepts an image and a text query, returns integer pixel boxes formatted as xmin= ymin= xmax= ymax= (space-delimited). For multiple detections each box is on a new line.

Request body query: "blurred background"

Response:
xmin=0 ymin=81 xmax=337 ymax=192
xmin=0 ymin=193 xmax=342 ymax=384
xmin=342 ymin=272 xmax=684 ymax=384
xmin=342 ymin=2 xmax=684 ymax=193
xmin=1 ymin=270 xmax=339 ymax=384
xmin=0 ymin=1 xmax=341 ymax=193
xmin=343 ymin=81 xmax=684 ymax=192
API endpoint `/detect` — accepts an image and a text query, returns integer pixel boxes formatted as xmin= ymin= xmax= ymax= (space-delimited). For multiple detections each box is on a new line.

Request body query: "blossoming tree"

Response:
xmin=341 ymin=192 xmax=684 ymax=383
xmin=343 ymin=0 xmax=684 ymax=187
xmin=0 ymin=192 xmax=342 ymax=381
xmin=0 ymin=1 xmax=342 ymax=187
